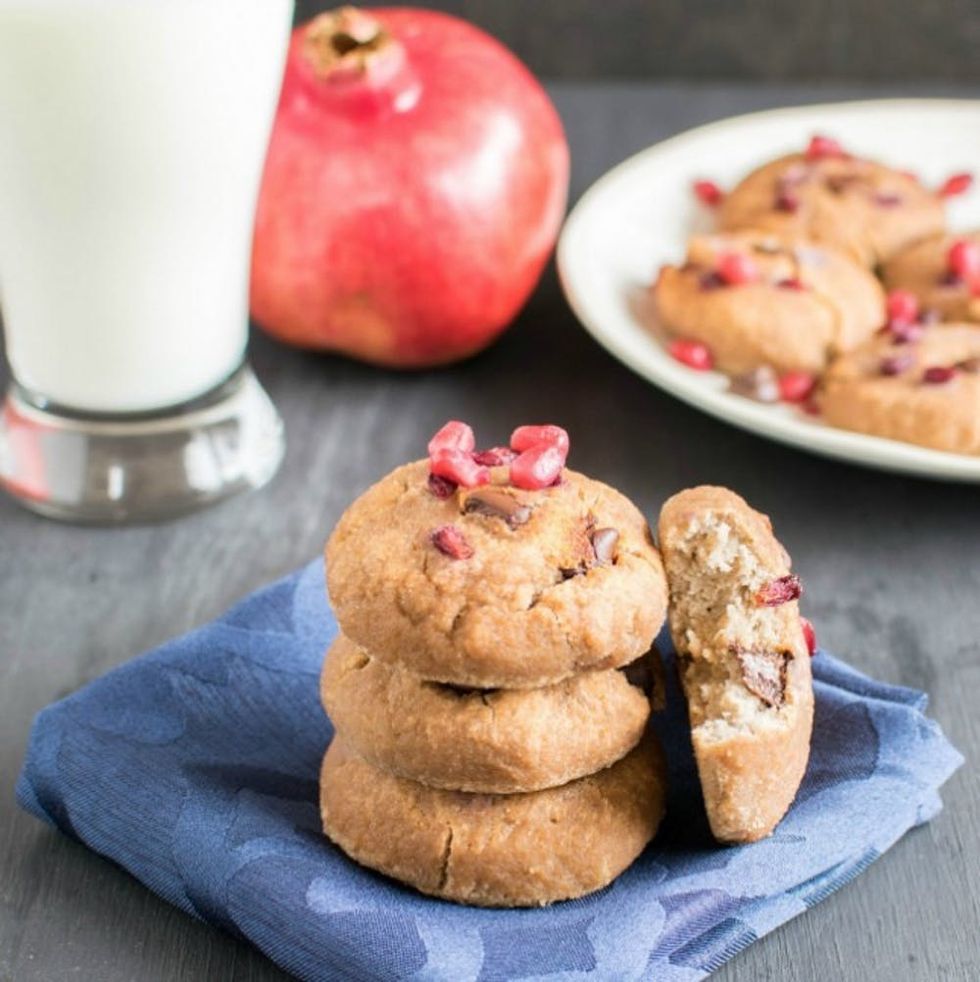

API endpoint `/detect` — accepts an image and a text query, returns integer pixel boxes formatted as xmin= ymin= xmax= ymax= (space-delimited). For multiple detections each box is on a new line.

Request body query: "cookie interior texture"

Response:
xmin=320 ymin=633 xmax=655 ymax=794
xmin=319 ymin=733 xmax=668 ymax=908
xmin=659 ymin=486 xmax=813 ymax=844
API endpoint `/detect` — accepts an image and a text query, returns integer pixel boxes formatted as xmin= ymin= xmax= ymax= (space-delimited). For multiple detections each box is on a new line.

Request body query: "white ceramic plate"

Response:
xmin=558 ymin=98 xmax=980 ymax=482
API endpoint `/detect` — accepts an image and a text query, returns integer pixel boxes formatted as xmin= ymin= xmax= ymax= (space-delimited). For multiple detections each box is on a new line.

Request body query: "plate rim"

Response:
xmin=557 ymin=96 xmax=980 ymax=483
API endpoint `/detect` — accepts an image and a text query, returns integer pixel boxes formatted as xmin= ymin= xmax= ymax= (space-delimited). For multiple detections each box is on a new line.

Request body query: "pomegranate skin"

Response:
xmin=250 ymin=7 xmax=570 ymax=368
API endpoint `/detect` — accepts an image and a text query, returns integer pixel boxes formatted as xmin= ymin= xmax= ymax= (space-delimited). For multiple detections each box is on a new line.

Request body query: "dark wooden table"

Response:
xmin=2 ymin=82 xmax=978 ymax=982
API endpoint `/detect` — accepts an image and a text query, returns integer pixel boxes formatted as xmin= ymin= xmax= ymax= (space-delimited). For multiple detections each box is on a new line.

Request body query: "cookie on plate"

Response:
xmin=653 ymin=230 xmax=884 ymax=375
xmin=326 ymin=460 xmax=667 ymax=689
xmin=321 ymin=633 xmax=658 ymax=794
xmin=658 ymin=486 xmax=814 ymax=844
xmin=881 ymin=232 xmax=980 ymax=323
xmin=718 ymin=136 xmax=944 ymax=267
xmin=320 ymin=733 xmax=667 ymax=907
xmin=820 ymin=322 xmax=980 ymax=455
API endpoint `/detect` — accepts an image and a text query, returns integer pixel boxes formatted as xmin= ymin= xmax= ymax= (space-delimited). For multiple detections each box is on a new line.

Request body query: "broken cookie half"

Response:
xmin=658 ymin=485 xmax=814 ymax=843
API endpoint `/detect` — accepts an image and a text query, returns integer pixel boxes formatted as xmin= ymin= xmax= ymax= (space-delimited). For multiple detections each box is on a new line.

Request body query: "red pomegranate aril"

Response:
xmin=756 ymin=574 xmax=803 ymax=606
xmin=886 ymin=289 xmax=919 ymax=325
xmin=873 ymin=192 xmax=902 ymax=207
xmin=510 ymin=424 xmax=569 ymax=456
xmin=778 ymin=371 xmax=817 ymax=403
xmin=427 ymin=420 xmax=475 ymax=458
xmin=429 ymin=449 xmax=490 ymax=487
xmin=427 ymin=472 xmax=457 ymax=498
xmin=693 ymin=179 xmax=724 ymax=207
xmin=880 ymin=354 xmax=915 ymax=376
xmin=717 ymin=252 xmax=760 ymax=286
xmin=947 ymin=239 xmax=980 ymax=285
xmin=938 ymin=172 xmax=974 ymax=198
xmin=922 ymin=365 xmax=956 ymax=385
xmin=775 ymin=190 xmax=800 ymax=213
xmin=777 ymin=277 xmax=806 ymax=291
xmin=472 ymin=446 xmax=517 ymax=466
xmin=805 ymin=134 xmax=844 ymax=160
xmin=668 ymin=339 xmax=714 ymax=371
xmin=800 ymin=616 xmax=817 ymax=656
xmin=430 ymin=524 xmax=473 ymax=560
xmin=888 ymin=319 xmax=925 ymax=344
xmin=509 ymin=443 xmax=565 ymax=490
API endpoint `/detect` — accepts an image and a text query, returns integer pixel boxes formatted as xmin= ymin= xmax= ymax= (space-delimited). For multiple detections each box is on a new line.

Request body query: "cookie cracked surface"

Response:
xmin=319 ymin=733 xmax=667 ymax=907
xmin=325 ymin=460 xmax=667 ymax=688
xmin=320 ymin=633 xmax=657 ymax=794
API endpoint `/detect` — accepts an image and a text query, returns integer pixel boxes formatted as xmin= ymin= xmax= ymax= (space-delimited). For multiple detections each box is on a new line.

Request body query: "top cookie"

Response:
xmin=326 ymin=459 xmax=667 ymax=689
xmin=881 ymin=232 xmax=980 ymax=323
xmin=718 ymin=137 xmax=944 ymax=267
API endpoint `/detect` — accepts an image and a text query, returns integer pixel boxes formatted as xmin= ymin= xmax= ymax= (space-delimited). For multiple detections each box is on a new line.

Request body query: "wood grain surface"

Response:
xmin=1 ymin=83 xmax=978 ymax=982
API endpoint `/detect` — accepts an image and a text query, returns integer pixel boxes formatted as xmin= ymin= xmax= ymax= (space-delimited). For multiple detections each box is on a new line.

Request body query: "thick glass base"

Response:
xmin=0 ymin=366 xmax=284 ymax=524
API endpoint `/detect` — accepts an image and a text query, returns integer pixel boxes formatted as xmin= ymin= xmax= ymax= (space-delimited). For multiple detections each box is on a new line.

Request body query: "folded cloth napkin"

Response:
xmin=18 ymin=560 xmax=962 ymax=981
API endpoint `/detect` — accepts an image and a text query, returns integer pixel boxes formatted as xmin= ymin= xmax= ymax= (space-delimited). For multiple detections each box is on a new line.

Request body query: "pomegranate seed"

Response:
xmin=801 ymin=394 xmax=821 ymax=416
xmin=888 ymin=319 xmax=925 ymax=344
xmin=668 ymin=338 xmax=713 ymax=371
xmin=472 ymin=446 xmax=516 ymax=467
xmin=427 ymin=473 xmax=457 ymax=498
xmin=429 ymin=449 xmax=490 ymax=488
xmin=775 ymin=189 xmax=800 ymax=213
xmin=693 ymin=179 xmax=724 ymax=207
xmin=756 ymin=574 xmax=803 ymax=606
xmin=778 ymin=372 xmax=817 ymax=403
xmin=800 ymin=616 xmax=817 ymax=656
xmin=430 ymin=525 xmax=473 ymax=560
xmin=880 ymin=354 xmax=915 ymax=376
xmin=938 ymin=172 xmax=973 ymax=198
xmin=509 ymin=425 xmax=569 ymax=456
xmin=509 ymin=443 xmax=565 ymax=490
xmin=873 ymin=192 xmax=902 ymax=207
xmin=427 ymin=420 xmax=475 ymax=458
xmin=922 ymin=365 xmax=957 ymax=385
xmin=777 ymin=277 xmax=806 ymax=291
xmin=886 ymin=290 xmax=919 ymax=324
xmin=805 ymin=134 xmax=844 ymax=160
xmin=947 ymin=239 xmax=980 ymax=285
xmin=717 ymin=252 xmax=760 ymax=286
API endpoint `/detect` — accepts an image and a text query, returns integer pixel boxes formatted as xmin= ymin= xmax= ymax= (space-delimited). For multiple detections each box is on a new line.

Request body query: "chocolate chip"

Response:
xmin=591 ymin=527 xmax=619 ymax=565
xmin=957 ymin=357 xmax=980 ymax=373
xmin=733 ymin=647 xmax=789 ymax=707
xmin=461 ymin=487 xmax=531 ymax=528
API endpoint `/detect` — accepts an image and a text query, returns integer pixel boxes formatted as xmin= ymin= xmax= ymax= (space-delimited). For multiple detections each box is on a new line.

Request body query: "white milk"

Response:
xmin=0 ymin=0 xmax=293 ymax=413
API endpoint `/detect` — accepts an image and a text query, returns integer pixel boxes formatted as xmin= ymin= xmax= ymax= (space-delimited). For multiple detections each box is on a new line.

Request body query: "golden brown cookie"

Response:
xmin=658 ymin=486 xmax=813 ymax=844
xmin=325 ymin=461 xmax=667 ymax=689
xmin=820 ymin=322 xmax=980 ymax=454
xmin=319 ymin=733 xmax=667 ymax=907
xmin=653 ymin=230 xmax=884 ymax=375
xmin=320 ymin=633 xmax=656 ymax=793
xmin=718 ymin=142 xmax=944 ymax=267
xmin=881 ymin=232 xmax=980 ymax=323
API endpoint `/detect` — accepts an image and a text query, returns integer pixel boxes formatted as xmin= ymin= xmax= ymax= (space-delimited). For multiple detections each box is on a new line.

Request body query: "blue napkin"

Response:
xmin=17 ymin=560 xmax=962 ymax=981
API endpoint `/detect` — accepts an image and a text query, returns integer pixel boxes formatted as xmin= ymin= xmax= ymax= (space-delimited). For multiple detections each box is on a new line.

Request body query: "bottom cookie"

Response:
xmin=320 ymin=733 xmax=667 ymax=907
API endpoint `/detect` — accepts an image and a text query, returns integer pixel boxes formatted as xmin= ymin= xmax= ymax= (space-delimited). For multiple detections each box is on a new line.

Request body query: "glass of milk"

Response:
xmin=0 ymin=0 xmax=293 ymax=522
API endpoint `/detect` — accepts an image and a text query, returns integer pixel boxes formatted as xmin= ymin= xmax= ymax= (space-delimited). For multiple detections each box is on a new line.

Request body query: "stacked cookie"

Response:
xmin=654 ymin=133 xmax=980 ymax=455
xmin=319 ymin=422 xmax=670 ymax=907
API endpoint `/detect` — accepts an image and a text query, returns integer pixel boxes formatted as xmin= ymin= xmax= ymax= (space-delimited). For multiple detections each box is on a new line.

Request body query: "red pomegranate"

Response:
xmin=250 ymin=6 xmax=569 ymax=367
